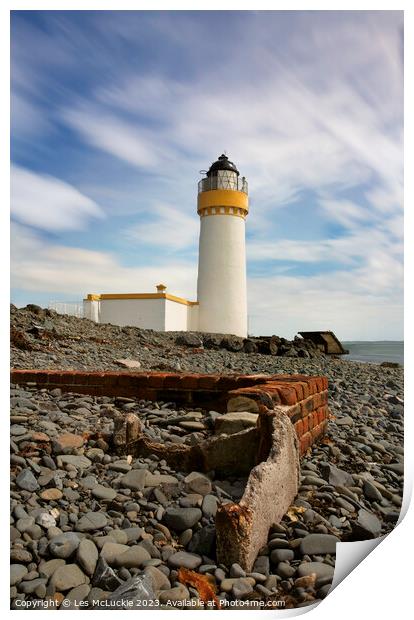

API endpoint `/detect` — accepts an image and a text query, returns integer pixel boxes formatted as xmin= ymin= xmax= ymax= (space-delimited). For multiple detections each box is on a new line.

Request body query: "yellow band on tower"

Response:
xmin=197 ymin=189 xmax=248 ymax=214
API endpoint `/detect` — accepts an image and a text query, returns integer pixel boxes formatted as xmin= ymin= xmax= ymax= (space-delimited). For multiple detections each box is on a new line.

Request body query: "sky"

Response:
xmin=10 ymin=10 xmax=403 ymax=340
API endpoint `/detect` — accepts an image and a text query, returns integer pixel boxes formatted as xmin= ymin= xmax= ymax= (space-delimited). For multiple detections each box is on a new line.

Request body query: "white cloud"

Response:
xmin=11 ymin=165 xmax=105 ymax=232
xmin=10 ymin=12 xmax=403 ymax=339
xmin=125 ymin=204 xmax=199 ymax=251
xmin=11 ymin=223 xmax=197 ymax=300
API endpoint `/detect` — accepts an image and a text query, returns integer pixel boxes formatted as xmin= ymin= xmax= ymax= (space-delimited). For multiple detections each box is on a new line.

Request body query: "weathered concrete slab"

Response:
xmin=215 ymin=412 xmax=300 ymax=571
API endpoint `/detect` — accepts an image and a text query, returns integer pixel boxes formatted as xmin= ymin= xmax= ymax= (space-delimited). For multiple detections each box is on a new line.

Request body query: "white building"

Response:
xmin=84 ymin=154 xmax=249 ymax=337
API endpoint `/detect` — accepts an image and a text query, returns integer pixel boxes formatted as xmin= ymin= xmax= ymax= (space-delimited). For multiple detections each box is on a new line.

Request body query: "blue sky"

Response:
xmin=10 ymin=10 xmax=403 ymax=339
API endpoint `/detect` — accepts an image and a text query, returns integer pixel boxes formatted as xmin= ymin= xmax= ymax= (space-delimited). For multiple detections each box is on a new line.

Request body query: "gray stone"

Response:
xmin=113 ymin=545 xmax=151 ymax=568
xmin=108 ymin=461 xmax=131 ymax=473
xmin=106 ymin=573 xmax=156 ymax=608
xmin=16 ymin=517 xmax=35 ymax=533
xmin=91 ymin=485 xmax=117 ymax=501
xmin=335 ymin=416 xmax=354 ymax=426
xmin=188 ymin=525 xmax=216 ymax=556
xmin=38 ymin=559 xmax=66 ymax=579
xmin=299 ymin=534 xmax=340 ymax=556
xmin=215 ymin=412 xmax=258 ymax=435
xmin=163 ymin=507 xmax=202 ymax=532
xmin=184 ymin=471 xmax=212 ymax=496
xmin=77 ymin=539 xmax=99 ymax=576
xmin=120 ymin=469 xmax=147 ymax=491
xmin=19 ymin=578 xmax=47 ymax=594
xmin=363 ymin=480 xmax=383 ymax=502
xmin=354 ymin=508 xmax=382 ymax=538
xmin=76 ymin=512 xmax=108 ymax=532
xmin=276 ymin=562 xmax=296 ymax=578
xmin=16 ymin=469 xmax=39 ymax=492
xmin=202 ymin=494 xmax=219 ymax=517
xmin=167 ymin=551 xmax=202 ymax=570
xmin=144 ymin=471 xmax=179 ymax=487
xmin=144 ymin=565 xmax=171 ymax=591
xmin=178 ymin=529 xmax=193 ymax=546
xmin=50 ymin=564 xmax=88 ymax=592
xmin=10 ymin=425 xmax=28 ymax=436
xmin=159 ymin=584 xmax=190 ymax=603
xmin=63 ymin=584 xmax=91 ymax=608
xmin=297 ymin=561 xmax=334 ymax=581
xmin=100 ymin=542 xmax=129 ymax=564
xmin=57 ymin=455 xmax=92 ymax=469
xmin=271 ymin=549 xmax=295 ymax=563
xmin=10 ymin=564 xmax=28 ymax=585
xmin=230 ymin=563 xmax=246 ymax=578
xmin=114 ymin=358 xmax=141 ymax=369
xmin=92 ymin=556 xmax=122 ymax=590
xmin=49 ymin=532 xmax=81 ymax=558
xmin=10 ymin=548 xmax=32 ymax=563
xmin=253 ymin=556 xmax=270 ymax=576
xmin=320 ymin=463 xmax=354 ymax=487
xmin=79 ymin=475 xmax=98 ymax=489
xmin=232 ymin=578 xmax=253 ymax=599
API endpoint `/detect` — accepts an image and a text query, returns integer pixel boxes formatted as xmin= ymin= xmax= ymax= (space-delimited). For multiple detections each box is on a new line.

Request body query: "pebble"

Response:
xmin=159 ymin=584 xmax=190 ymax=603
xmin=76 ymin=512 xmax=108 ymax=532
xmin=10 ymin=564 xmax=28 ymax=585
xmin=184 ymin=471 xmax=212 ymax=496
xmin=9 ymin=325 xmax=403 ymax=610
xmin=270 ymin=549 xmax=295 ymax=563
xmin=299 ymin=534 xmax=340 ymax=556
xmin=167 ymin=551 xmax=202 ymax=570
xmin=16 ymin=469 xmax=39 ymax=492
xmin=77 ymin=539 xmax=98 ymax=576
xmin=50 ymin=564 xmax=88 ymax=591
xmin=163 ymin=507 xmax=202 ymax=532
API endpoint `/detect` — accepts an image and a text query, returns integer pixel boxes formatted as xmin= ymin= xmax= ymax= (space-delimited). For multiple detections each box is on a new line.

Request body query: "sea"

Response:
xmin=342 ymin=341 xmax=404 ymax=366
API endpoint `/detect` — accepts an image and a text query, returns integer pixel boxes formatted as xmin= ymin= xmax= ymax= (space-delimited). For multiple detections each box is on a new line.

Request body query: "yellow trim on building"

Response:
xmin=86 ymin=293 xmax=198 ymax=307
xmin=197 ymin=189 xmax=248 ymax=213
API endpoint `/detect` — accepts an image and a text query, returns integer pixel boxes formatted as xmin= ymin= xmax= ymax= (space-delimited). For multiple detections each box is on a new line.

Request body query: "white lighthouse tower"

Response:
xmin=196 ymin=154 xmax=249 ymax=338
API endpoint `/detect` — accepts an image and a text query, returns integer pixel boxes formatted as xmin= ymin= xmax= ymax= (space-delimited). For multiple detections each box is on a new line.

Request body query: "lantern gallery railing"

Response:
xmin=198 ymin=176 xmax=248 ymax=194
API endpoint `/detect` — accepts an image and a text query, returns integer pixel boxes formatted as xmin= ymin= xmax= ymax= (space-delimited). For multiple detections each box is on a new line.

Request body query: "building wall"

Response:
xmin=98 ymin=298 xmax=166 ymax=330
xmin=83 ymin=299 xmax=100 ymax=322
xmin=84 ymin=297 xmax=196 ymax=332
xmin=187 ymin=304 xmax=199 ymax=331
xmin=164 ymin=299 xmax=191 ymax=331
xmin=197 ymin=214 xmax=247 ymax=337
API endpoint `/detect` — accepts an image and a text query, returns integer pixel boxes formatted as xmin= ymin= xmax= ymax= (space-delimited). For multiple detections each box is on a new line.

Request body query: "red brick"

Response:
xmin=292 ymin=383 xmax=304 ymax=401
xmin=274 ymin=385 xmax=298 ymax=405
xmin=301 ymin=395 xmax=316 ymax=416
xmin=300 ymin=432 xmax=312 ymax=454
xmin=264 ymin=388 xmax=282 ymax=405
xmin=320 ymin=390 xmax=328 ymax=405
xmin=302 ymin=415 xmax=309 ymax=433
xmin=33 ymin=371 xmax=49 ymax=384
xmin=197 ymin=375 xmax=220 ymax=389
xmin=146 ymin=374 xmax=167 ymax=388
xmin=294 ymin=419 xmax=304 ymax=437
xmin=162 ymin=374 xmax=183 ymax=389
xmin=315 ymin=377 xmax=325 ymax=392
xmin=180 ymin=375 xmax=201 ymax=390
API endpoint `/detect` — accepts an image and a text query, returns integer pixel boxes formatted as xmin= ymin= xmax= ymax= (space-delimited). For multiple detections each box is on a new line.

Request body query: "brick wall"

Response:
xmin=10 ymin=369 xmax=329 ymax=456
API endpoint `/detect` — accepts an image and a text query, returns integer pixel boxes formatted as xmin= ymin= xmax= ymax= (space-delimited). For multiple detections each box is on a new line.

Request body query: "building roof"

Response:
xmin=207 ymin=154 xmax=239 ymax=177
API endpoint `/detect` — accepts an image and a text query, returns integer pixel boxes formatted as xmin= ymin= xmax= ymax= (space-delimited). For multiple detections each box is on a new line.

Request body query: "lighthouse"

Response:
xmin=84 ymin=153 xmax=249 ymax=338
xmin=196 ymin=154 xmax=249 ymax=338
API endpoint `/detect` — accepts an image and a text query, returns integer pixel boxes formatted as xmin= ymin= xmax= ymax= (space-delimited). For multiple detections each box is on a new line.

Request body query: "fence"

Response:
xmin=48 ymin=301 xmax=84 ymax=318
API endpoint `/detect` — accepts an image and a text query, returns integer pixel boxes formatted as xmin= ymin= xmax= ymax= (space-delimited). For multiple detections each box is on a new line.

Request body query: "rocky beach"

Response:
xmin=10 ymin=306 xmax=404 ymax=610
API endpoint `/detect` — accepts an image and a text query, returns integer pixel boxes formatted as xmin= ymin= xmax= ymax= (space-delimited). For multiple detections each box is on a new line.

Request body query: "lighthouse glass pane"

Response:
xmin=217 ymin=170 xmax=238 ymax=190
xmin=198 ymin=176 xmax=248 ymax=193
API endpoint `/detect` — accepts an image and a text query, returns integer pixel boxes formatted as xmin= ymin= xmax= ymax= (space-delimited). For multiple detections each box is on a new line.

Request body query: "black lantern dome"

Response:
xmin=207 ymin=154 xmax=240 ymax=177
